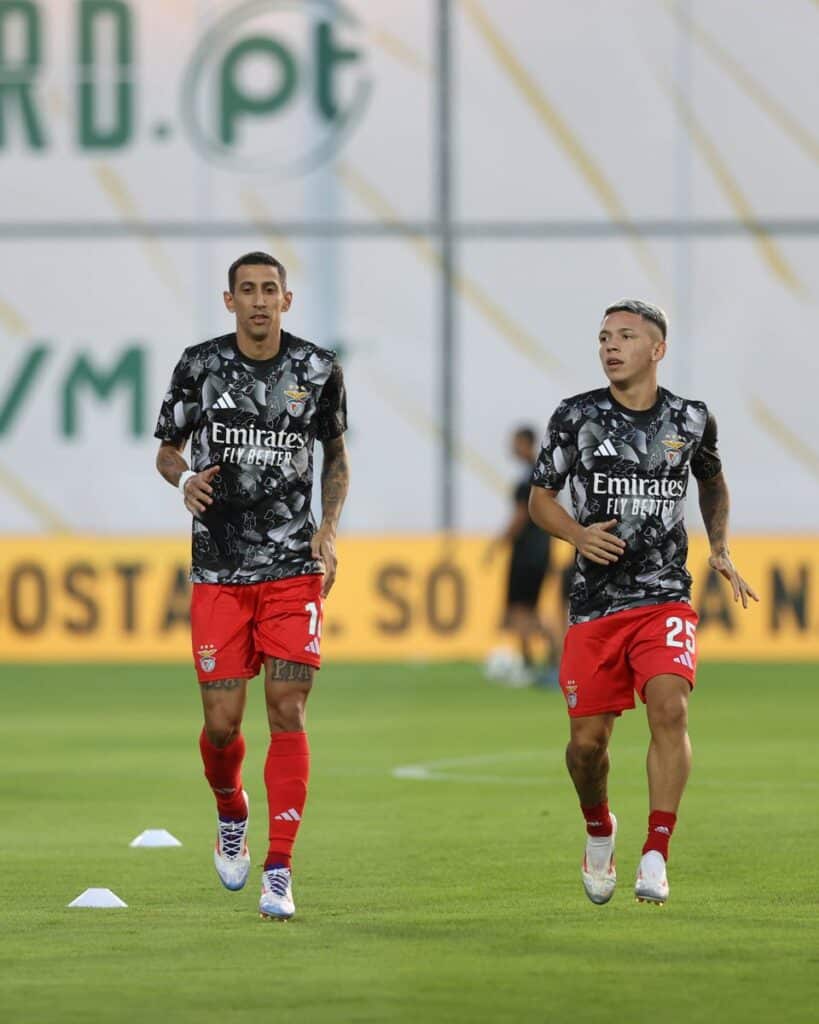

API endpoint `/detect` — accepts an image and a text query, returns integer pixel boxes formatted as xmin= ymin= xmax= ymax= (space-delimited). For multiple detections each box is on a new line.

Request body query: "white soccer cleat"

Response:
xmin=213 ymin=790 xmax=250 ymax=892
xmin=635 ymin=850 xmax=670 ymax=905
xmin=259 ymin=867 xmax=296 ymax=921
xmin=581 ymin=812 xmax=618 ymax=905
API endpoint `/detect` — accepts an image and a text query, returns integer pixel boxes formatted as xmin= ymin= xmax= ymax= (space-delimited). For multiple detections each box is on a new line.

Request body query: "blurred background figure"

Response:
xmin=484 ymin=426 xmax=561 ymax=687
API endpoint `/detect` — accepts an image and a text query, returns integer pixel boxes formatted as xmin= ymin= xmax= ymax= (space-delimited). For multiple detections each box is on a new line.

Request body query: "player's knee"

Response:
xmin=267 ymin=695 xmax=306 ymax=732
xmin=568 ymin=730 xmax=609 ymax=766
xmin=204 ymin=720 xmax=241 ymax=747
xmin=650 ymin=694 xmax=688 ymax=733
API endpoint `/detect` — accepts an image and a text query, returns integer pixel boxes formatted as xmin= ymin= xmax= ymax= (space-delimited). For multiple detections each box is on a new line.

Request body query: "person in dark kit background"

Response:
xmin=485 ymin=426 xmax=561 ymax=686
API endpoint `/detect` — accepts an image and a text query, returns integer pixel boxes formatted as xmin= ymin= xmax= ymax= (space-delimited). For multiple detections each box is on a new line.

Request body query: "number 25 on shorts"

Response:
xmin=665 ymin=615 xmax=696 ymax=653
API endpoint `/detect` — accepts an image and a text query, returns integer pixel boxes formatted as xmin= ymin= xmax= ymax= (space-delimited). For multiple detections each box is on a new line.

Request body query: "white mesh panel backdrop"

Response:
xmin=1 ymin=0 xmax=817 ymax=534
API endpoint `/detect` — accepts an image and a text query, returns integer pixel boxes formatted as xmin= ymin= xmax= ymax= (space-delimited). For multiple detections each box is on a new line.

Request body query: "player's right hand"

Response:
xmin=575 ymin=519 xmax=626 ymax=565
xmin=183 ymin=465 xmax=220 ymax=516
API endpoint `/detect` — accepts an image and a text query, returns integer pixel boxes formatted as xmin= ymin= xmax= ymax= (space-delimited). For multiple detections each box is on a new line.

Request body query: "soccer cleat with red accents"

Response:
xmin=213 ymin=790 xmax=251 ymax=892
xmin=581 ymin=812 xmax=617 ymax=905
xmin=635 ymin=850 xmax=670 ymax=904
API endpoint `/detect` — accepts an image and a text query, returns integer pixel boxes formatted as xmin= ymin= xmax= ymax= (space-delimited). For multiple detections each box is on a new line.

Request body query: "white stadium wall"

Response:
xmin=2 ymin=0 xmax=818 ymax=542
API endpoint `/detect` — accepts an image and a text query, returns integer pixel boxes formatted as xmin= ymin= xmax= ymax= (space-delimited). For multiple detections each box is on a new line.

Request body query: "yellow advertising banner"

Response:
xmin=0 ymin=535 xmax=816 ymax=662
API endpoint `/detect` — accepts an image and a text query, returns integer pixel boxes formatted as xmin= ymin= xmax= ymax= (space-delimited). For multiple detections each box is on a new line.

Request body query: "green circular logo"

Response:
xmin=182 ymin=0 xmax=371 ymax=175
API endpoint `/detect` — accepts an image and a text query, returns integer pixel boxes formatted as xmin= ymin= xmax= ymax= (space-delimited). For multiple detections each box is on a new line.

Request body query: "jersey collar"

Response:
xmin=230 ymin=330 xmax=290 ymax=367
xmin=607 ymin=386 xmax=665 ymax=419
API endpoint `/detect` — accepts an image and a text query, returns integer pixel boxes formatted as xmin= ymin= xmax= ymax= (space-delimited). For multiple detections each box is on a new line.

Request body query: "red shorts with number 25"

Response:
xmin=190 ymin=574 xmax=323 ymax=683
xmin=559 ymin=601 xmax=698 ymax=718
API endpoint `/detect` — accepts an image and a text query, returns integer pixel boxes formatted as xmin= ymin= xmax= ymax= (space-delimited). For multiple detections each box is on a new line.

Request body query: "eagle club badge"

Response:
xmin=284 ymin=387 xmax=309 ymax=417
xmin=662 ymin=436 xmax=686 ymax=468
xmin=198 ymin=645 xmax=217 ymax=673
xmin=565 ymin=680 xmax=578 ymax=709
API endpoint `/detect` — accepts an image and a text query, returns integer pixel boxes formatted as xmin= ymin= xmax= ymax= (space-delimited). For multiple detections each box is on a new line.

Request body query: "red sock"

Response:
xmin=642 ymin=810 xmax=677 ymax=860
xmin=199 ymin=730 xmax=247 ymax=820
xmin=264 ymin=731 xmax=310 ymax=870
xmin=581 ymin=800 xmax=613 ymax=837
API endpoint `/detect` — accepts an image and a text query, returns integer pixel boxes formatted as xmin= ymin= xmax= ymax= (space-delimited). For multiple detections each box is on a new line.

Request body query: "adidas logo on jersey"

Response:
xmin=273 ymin=807 xmax=302 ymax=822
xmin=673 ymin=651 xmax=694 ymax=669
xmin=213 ymin=391 xmax=237 ymax=410
xmin=304 ymin=638 xmax=320 ymax=655
xmin=593 ymin=438 xmax=618 ymax=457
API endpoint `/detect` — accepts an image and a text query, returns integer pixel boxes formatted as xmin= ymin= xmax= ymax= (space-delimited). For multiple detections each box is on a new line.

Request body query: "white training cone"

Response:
xmin=68 ymin=888 xmax=127 ymax=908
xmin=129 ymin=829 xmax=183 ymax=848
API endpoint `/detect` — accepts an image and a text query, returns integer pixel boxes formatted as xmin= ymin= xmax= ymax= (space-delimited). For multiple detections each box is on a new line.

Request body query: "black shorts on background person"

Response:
xmin=485 ymin=427 xmax=561 ymax=686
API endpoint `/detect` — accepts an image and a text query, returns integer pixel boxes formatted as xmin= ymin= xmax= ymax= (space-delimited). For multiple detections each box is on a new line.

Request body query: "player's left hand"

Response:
xmin=311 ymin=525 xmax=338 ymax=597
xmin=708 ymin=550 xmax=759 ymax=609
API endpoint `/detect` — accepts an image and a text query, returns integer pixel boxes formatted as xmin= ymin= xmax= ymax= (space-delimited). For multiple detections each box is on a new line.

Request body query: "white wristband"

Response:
xmin=178 ymin=470 xmax=196 ymax=494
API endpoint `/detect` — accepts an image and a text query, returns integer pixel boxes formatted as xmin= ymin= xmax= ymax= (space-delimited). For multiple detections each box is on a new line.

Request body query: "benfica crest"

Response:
xmin=198 ymin=645 xmax=217 ymax=673
xmin=284 ymin=387 xmax=309 ymax=417
xmin=662 ymin=436 xmax=686 ymax=468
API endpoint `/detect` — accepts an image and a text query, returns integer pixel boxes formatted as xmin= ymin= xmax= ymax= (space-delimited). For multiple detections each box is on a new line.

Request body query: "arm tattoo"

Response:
xmin=200 ymin=677 xmax=245 ymax=691
xmin=156 ymin=441 xmax=188 ymax=487
xmin=267 ymin=658 xmax=314 ymax=683
xmin=320 ymin=436 xmax=350 ymax=531
xmin=698 ymin=473 xmax=730 ymax=553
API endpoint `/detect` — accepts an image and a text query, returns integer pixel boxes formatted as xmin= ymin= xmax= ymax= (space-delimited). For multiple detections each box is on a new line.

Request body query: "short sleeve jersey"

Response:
xmin=531 ymin=387 xmax=720 ymax=623
xmin=154 ymin=331 xmax=347 ymax=585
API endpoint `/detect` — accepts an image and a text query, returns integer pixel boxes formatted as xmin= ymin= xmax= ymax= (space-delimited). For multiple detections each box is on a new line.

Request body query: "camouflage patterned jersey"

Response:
xmin=531 ymin=387 xmax=721 ymax=623
xmin=154 ymin=331 xmax=347 ymax=584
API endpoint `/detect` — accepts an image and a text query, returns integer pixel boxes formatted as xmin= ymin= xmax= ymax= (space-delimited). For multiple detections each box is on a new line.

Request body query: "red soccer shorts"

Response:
xmin=190 ymin=574 xmax=324 ymax=683
xmin=559 ymin=601 xmax=698 ymax=718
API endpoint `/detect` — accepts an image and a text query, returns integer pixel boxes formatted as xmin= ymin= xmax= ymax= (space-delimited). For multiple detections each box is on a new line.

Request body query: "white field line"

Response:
xmin=389 ymin=747 xmax=813 ymax=789
xmin=392 ymin=750 xmax=560 ymax=786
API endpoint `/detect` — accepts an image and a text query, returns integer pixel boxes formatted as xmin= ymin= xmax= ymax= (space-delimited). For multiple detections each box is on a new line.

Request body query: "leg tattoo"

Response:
xmin=267 ymin=659 xmax=314 ymax=683
xmin=201 ymin=677 xmax=245 ymax=691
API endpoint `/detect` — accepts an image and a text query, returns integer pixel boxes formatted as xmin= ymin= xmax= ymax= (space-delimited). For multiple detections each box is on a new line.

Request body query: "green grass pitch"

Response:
xmin=1 ymin=661 xmax=817 ymax=1023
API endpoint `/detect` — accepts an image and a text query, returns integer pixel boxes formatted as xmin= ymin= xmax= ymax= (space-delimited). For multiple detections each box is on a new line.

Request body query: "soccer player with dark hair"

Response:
xmin=154 ymin=251 xmax=350 ymax=920
xmin=529 ymin=299 xmax=757 ymax=905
